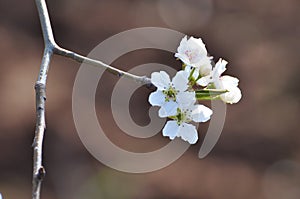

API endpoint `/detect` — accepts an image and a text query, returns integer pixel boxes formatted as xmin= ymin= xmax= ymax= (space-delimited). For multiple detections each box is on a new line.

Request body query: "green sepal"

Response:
xmin=195 ymin=89 xmax=228 ymax=100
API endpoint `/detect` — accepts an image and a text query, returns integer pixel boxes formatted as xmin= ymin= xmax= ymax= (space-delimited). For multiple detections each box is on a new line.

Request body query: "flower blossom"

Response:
xmin=148 ymin=35 xmax=242 ymax=146
xmin=197 ymin=59 xmax=242 ymax=104
xmin=148 ymin=70 xmax=195 ymax=117
xmin=175 ymin=36 xmax=212 ymax=78
xmin=162 ymin=103 xmax=213 ymax=144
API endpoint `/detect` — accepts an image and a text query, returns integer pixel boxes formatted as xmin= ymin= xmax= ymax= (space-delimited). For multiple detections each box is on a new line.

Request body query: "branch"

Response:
xmin=33 ymin=0 xmax=151 ymax=198
xmin=54 ymin=46 xmax=151 ymax=85
xmin=32 ymin=48 xmax=52 ymax=199
xmin=32 ymin=0 xmax=54 ymax=198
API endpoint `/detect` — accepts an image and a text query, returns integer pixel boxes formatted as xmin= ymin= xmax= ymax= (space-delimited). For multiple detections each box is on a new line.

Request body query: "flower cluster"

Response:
xmin=149 ymin=36 xmax=242 ymax=144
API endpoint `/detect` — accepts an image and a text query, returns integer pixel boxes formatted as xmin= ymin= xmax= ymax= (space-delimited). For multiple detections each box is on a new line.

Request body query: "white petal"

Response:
xmin=148 ymin=90 xmax=165 ymax=106
xmin=220 ymin=75 xmax=239 ymax=88
xmin=197 ymin=58 xmax=213 ymax=76
xmin=162 ymin=121 xmax=179 ymax=140
xmin=175 ymin=36 xmax=190 ymax=63
xmin=213 ymin=78 xmax=222 ymax=89
xmin=177 ymin=123 xmax=198 ymax=144
xmin=191 ymin=104 xmax=213 ymax=123
xmin=212 ymin=58 xmax=227 ymax=79
xmin=189 ymin=37 xmax=207 ymax=54
xmin=175 ymin=53 xmax=191 ymax=65
xmin=176 ymin=91 xmax=196 ymax=108
xmin=172 ymin=70 xmax=189 ymax=91
xmin=151 ymin=71 xmax=170 ymax=90
xmin=221 ymin=86 xmax=242 ymax=104
xmin=197 ymin=75 xmax=212 ymax=87
xmin=158 ymin=101 xmax=178 ymax=117
xmin=176 ymin=36 xmax=188 ymax=54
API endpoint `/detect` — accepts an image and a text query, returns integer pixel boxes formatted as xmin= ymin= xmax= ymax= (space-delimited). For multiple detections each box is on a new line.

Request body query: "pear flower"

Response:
xmin=148 ymin=35 xmax=242 ymax=149
xmin=197 ymin=59 xmax=242 ymax=104
xmin=175 ymin=36 xmax=213 ymax=78
xmin=162 ymin=103 xmax=213 ymax=144
xmin=148 ymin=70 xmax=195 ymax=117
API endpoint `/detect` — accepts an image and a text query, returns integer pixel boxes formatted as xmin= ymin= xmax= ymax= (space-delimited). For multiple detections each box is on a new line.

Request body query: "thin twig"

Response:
xmin=33 ymin=0 xmax=151 ymax=198
xmin=54 ymin=46 xmax=151 ymax=85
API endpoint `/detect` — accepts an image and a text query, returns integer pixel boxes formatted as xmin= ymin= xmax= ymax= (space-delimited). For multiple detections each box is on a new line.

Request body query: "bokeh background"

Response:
xmin=0 ymin=0 xmax=300 ymax=198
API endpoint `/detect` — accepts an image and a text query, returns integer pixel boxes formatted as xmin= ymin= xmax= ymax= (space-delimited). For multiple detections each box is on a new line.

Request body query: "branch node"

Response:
xmin=37 ymin=166 xmax=46 ymax=180
xmin=34 ymin=82 xmax=46 ymax=91
xmin=31 ymin=138 xmax=37 ymax=148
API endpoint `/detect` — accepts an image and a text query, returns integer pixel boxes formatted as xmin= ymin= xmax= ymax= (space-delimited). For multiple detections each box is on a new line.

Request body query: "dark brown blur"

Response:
xmin=0 ymin=0 xmax=300 ymax=198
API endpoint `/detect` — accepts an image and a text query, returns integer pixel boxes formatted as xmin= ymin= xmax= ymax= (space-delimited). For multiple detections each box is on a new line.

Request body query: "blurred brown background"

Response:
xmin=0 ymin=0 xmax=300 ymax=198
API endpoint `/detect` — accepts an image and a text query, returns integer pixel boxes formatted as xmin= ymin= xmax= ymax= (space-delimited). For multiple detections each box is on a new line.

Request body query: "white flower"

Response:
xmin=197 ymin=59 xmax=242 ymax=104
xmin=218 ymin=76 xmax=242 ymax=104
xmin=162 ymin=103 xmax=213 ymax=144
xmin=175 ymin=36 xmax=212 ymax=78
xmin=148 ymin=70 xmax=195 ymax=117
